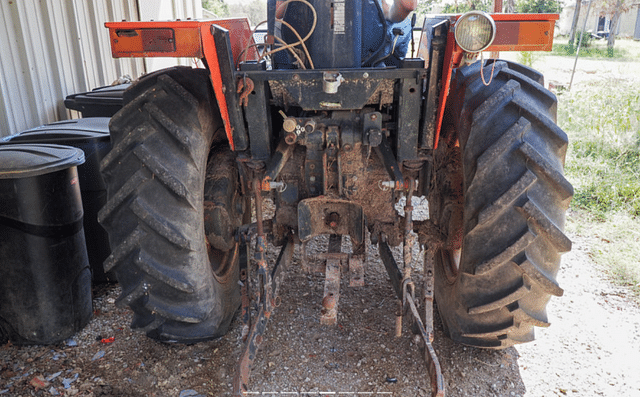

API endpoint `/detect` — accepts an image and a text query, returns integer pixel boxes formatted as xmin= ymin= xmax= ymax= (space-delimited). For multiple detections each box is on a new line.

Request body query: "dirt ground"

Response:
xmin=2 ymin=50 xmax=640 ymax=397
xmin=2 ymin=219 xmax=640 ymax=397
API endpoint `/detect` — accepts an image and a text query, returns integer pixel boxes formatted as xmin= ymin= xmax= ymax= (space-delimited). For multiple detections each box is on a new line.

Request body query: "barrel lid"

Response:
xmin=64 ymin=84 xmax=128 ymax=107
xmin=0 ymin=144 xmax=85 ymax=179
xmin=4 ymin=118 xmax=110 ymax=143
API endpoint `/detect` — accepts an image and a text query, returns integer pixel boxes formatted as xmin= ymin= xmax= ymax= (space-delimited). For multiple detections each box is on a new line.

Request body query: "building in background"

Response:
xmin=557 ymin=0 xmax=640 ymax=39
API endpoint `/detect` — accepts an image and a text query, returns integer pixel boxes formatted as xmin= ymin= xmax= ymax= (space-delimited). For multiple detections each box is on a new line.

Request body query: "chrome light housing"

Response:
xmin=454 ymin=11 xmax=496 ymax=53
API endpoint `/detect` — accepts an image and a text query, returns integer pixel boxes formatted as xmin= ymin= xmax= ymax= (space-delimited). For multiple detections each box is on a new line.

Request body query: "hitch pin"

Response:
xmin=261 ymin=180 xmax=287 ymax=192
xmin=379 ymin=180 xmax=419 ymax=191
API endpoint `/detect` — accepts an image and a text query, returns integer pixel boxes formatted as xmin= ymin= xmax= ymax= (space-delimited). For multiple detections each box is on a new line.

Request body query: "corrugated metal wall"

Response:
xmin=0 ymin=0 xmax=201 ymax=137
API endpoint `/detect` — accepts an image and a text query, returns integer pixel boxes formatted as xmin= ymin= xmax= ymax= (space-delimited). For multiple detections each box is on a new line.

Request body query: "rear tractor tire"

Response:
xmin=429 ymin=60 xmax=573 ymax=348
xmin=98 ymin=66 xmax=245 ymax=343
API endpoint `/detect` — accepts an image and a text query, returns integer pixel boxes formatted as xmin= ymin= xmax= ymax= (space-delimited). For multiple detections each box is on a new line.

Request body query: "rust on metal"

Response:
xmin=424 ymin=248 xmax=435 ymax=342
xmin=298 ymin=198 xmax=365 ymax=246
xmin=348 ymin=254 xmax=364 ymax=287
xmin=406 ymin=290 xmax=445 ymax=397
xmin=237 ymin=76 xmax=254 ymax=107
xmin=320 ymin=234 xmax=342 ymax=326
xmin=233 ymin=234 xmax=294 ymax=395
xmin=379 ymin=240 xmax=446 ymax=397
xmin=395 ymin=300 xmax=403 ymax=338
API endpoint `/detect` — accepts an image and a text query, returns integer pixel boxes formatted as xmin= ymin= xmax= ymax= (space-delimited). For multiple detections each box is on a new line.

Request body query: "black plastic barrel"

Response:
xmin=4 ymin=118 xmax=114 ymax=283
xmin=0 ymin=144 xmax=92 ymax=345
xmin=64 ymin=83 xmax=129 ymax=118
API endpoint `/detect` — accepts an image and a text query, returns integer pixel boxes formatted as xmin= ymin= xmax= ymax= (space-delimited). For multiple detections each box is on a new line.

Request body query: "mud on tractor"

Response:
xmin=99 ymin=1 xmax=572 ymax=395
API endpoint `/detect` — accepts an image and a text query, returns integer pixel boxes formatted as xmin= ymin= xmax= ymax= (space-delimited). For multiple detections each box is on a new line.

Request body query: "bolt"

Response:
xmin=326 ymin=212 xmax=340 ymax=229
xmin=285 ymin=133 xmax=297 ymax=145
xmin=293 ymin=74 xmax=300 ymax=81
xmin=283 ymin=117 xmax=297 ymax=133
xmin=322 ymin=294 xmax=337 ymax=310
xmin=363 ymin=72 xmax=369 ymax=78
xmin=370 ymin=114 xmax=377 ymax=120
xmin=304 ymin=120 xmax=316 ymax=134
xmin=343 ymin=144 xmax=352 ymax=152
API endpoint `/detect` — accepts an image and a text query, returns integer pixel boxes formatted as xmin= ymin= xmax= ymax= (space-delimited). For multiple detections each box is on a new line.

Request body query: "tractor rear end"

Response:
xmin=99 ymin=2 xmax=572 ymax=395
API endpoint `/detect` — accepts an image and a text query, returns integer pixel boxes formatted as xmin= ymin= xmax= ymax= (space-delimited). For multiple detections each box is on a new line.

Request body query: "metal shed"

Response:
xmin=0 ymin=0 xmax=201 ymax=138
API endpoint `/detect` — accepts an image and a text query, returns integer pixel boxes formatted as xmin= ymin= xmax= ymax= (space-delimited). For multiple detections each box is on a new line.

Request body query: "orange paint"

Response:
xmin=433 ymin=14 xmax=558 ymax=149
xmin=106 ymin=19 xmax=258 ymax=62
xmin=200 ymin=23 xmax=235 ymax=150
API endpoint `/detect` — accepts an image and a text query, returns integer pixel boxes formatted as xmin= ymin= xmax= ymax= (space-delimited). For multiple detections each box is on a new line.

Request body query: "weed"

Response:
xmin=517 ymin=51 xmax=540 ymax=67
xmin=569 ymin=30 xmax=594 ymax=48
xmin=552 ymin=36 xmax=636 ymax=60
xmin=553 ymin=43 xmax=628 ymax=58
xmin=559 ymin=77 xmax=640 ymax=299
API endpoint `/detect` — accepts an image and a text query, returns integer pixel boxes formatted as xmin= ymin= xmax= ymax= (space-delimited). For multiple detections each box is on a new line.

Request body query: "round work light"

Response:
xmin=454 ymin=11 xmax=496 ymax=53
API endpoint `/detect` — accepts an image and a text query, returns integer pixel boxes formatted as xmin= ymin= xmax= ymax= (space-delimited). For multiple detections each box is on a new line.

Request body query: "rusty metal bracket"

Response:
xmin=298 ymin=197 xmax=365 ymax=246
xmin=320 ymin=234 xmax=342 ymax=325
xmin=232 ymin=235 xmax=293 ymax=395
xmin=239 ymin=239 xmax=251 ymax=342
xmin=378 ymin=240 xmax=445 ymax=397
xmin=405 ymin=282 xmax=445 ymax=397
xmin=233 ymin=178 xmax=294 ymax=395
xmin=424 ymin=247 xmax=435 ymax=341
xmin=348 ymin=254 xmax=364 ymax=287
xmin=374 ymin=134 xmax=405 ymax=188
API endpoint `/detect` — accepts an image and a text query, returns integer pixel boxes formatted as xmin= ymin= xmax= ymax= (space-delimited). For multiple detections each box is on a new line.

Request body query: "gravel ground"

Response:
xmin=2 ymin=50 xmax=640 ymax=397
xmin=1 ymin=226 xmax=639 ymax=397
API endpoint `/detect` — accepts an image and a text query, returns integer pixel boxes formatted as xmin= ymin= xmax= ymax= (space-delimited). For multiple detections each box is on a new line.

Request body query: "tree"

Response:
xmin=202 ymin=0 xmax=229 ymax=17
xmin=442 ymin=0 xmax=492 ymax=13
xmin=600 ymin=0 xmax=631 ymax=51
xmin=416 ymin=0 xmax=438 ymax=13
xmin=515 ymin=0 xmax=562 ymax=14
xmin=230 ymin=0 xmax=267 ymax=25
xmin=568 ymin=0 xmax=582 ymax=45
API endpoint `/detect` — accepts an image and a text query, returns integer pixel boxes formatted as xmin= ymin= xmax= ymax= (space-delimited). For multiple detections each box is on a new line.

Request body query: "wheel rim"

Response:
xmin=438 ymin=247 xmax=461 ymax=284
xmin=430 ymin=129 xmax=464 ymax=287
xmin=208 ymin=242 xmax=238 ymax=283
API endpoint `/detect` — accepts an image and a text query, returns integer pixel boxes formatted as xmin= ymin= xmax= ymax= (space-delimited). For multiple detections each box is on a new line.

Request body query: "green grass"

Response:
xmin=552 ymin=36 xmax=637 ymax=60
xmin=558 ymin=77 xmax=640 ymax=298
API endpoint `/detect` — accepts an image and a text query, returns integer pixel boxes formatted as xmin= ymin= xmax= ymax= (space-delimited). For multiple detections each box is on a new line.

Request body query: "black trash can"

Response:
xmin=4 ymin=118 xmax=114 ymax=283
xmin=64 ymin=83 xmax=129 ymax=118
xmin=0 ymin=144 xmax=92 ymax=345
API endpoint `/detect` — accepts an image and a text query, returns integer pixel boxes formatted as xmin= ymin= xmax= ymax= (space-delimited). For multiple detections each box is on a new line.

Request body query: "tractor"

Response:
xmin=99 ymin=1 xmax=572 ymax=395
